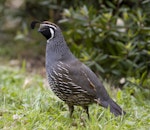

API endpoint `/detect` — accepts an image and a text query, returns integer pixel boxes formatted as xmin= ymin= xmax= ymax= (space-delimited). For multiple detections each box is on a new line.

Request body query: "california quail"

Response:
xmin=31 ymin=20 xmax=126 ymax=118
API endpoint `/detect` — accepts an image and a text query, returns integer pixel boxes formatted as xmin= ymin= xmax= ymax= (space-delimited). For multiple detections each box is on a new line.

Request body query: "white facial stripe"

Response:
xmin=49 ymin=28 xmax=54 ymax=39
xmin=48 ymin=24 xmax=57 ymax=30
xmin=40 ymin=23 xmax=57 ymax=30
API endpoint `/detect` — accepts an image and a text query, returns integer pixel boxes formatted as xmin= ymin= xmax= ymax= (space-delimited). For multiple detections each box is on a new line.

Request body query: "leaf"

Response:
xmin=80 ymin=5 xmax=89 ymax=16
xmin=95 ymin=63 xmax=105 ymax=73
xmin=140 ymin=71 xmax=148 ymax=85
xmin=64 ymin=9 xmax=71 ymax=17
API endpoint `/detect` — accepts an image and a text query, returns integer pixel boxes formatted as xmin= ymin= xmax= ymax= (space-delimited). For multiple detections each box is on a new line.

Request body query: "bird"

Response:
xmin=31 ymin=20 xmax=126 ymax=118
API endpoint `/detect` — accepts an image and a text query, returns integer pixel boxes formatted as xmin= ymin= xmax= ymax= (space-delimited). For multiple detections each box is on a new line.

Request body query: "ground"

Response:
xmin=0 ymin=65 xmax=150 ymax=130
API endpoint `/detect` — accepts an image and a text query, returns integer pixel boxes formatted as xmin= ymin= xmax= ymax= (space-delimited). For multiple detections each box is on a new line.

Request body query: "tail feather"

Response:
xmin=100 ymin=98 xmax=126 ymax=116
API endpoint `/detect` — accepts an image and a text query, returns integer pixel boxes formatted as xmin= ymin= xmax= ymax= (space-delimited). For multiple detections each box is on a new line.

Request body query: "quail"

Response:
xmin=31 ymin=20 xmax=126 ymax=118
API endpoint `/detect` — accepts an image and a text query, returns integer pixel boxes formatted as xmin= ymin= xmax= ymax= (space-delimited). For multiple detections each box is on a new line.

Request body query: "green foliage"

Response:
xmin=59 ymin=2 xmax=150 ymax=87
xmin=0 ymin=0 xmax=150 ymax=87
xmin=0 ymin=1 xmax=150 ymax=129
xmin=0 ymin=65 xmax=150 ymax=129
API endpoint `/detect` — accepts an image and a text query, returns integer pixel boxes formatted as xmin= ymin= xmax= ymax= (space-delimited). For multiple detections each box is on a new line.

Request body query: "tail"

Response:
xmin=99 ymin=98 xmax=126 ymax=116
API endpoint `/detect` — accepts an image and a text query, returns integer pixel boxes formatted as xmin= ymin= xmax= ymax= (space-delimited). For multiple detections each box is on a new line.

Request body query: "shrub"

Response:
xmin=0 ymin=0 xmax=150 ymax=87
xmin=59 ymin=1 xmax=150 ymax=87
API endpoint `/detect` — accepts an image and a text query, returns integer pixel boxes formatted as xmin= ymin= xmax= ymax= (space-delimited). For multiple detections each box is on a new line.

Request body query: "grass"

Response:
xmin=0 ymin=65 xmax=150 ymax=130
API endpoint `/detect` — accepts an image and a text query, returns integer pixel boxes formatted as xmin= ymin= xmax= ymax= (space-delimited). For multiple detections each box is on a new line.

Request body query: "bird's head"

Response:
xmin=31 ymin=20 xmax=58 ymax=40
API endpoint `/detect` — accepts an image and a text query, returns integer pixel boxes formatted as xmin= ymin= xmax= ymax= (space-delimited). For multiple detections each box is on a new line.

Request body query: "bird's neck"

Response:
xmin=46 ymin=36 xmax=75 ymax=65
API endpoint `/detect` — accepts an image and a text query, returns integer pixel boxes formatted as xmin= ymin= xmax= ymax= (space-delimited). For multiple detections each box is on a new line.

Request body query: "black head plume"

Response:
xmin=31 ymin=20 xmax=40 ymax=29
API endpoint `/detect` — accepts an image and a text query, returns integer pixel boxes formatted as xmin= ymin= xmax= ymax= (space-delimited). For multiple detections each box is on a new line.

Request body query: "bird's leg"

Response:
xmin=68 ymin=105 xmax=74 ymax=118
xmin=83 ymin=106 xmax=90 ymax=119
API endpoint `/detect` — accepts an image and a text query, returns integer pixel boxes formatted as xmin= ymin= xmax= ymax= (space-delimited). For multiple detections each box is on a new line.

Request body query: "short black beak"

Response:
xmin=38 ymin=24 xmax=44 ymax=33
xmin=38 ymin=24 xmax=49 ymax=33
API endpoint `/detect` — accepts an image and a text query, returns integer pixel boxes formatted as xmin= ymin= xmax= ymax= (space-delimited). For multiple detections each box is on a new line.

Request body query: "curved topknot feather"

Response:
xmin=31 ymin=20 xmax=40 ymax=29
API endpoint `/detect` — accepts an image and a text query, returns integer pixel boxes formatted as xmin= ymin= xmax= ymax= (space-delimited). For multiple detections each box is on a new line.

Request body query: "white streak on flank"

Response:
xmin=58 ymin=67 xmax=63 ymax=71
xmin=63 ymin=74 xmax=72 ymax=81
xmin=49 ymin=73 xmax=56 ymax=80
xmin=66 ymin=64 xmax=71 ymax=68
xmin=62 ymin=67 xmax=69 ymax=73
xmin=68 ymin=82 xmax=78 ymax=87
xmin=66 ymin=77 xmax=72 ymax=81
xmin=57 ymin=64 xmax=63 ymax=71
xmin=62 ymin=85 xmax=70 ymax=89
xmin=57 ymin=77 xmax=63 ymax=81
xmin=62 ymin=82 xmax=68 ymax=85
xmin=59 ymin=61 xmax=64 ymax=65
xmin=57 ymin=63 xmax=69 ymax=73
xmin=58 ymin=73 xmax=63 ymax=77
xmin=63 ymin=74 xmax=68 ymax=77
xmin=52 ymin=68 xmax=58 ymax=76
xmin=57 ymin=64 xmax=62 ymax=67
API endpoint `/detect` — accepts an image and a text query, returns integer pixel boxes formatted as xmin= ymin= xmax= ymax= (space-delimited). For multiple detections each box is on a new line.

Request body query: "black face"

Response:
xmin=38 ymin=26 xmax=52 ymax=40
xmin=31 ymin=20 xmax=56 ymax=40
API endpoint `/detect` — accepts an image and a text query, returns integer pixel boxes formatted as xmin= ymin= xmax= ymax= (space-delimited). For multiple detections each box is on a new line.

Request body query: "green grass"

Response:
xmin=0 ymin=65 xmax=150 ymax=130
